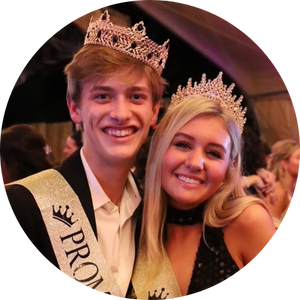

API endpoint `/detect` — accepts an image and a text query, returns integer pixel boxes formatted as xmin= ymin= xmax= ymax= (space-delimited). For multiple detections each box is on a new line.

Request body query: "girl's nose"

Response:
xmin=185 ymin=151 xmax=205 ymax=171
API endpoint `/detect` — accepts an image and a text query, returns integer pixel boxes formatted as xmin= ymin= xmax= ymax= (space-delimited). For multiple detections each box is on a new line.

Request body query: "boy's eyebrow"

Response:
xmin=127 ymin=86 xmax=150 ymax=92
xmin=89 ymin=85 xmax=150 ymax=93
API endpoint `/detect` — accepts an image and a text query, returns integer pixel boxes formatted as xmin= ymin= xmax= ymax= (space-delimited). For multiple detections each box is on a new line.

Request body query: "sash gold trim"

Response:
xmin=132 ymin=246 xmax=182 ymax=299
xmin=13 ymin=169 xmax=124 ymax=297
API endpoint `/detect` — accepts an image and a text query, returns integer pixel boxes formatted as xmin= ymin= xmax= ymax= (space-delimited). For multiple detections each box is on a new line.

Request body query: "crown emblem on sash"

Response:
xmin=84 ymin=10 xmax=170 ymax=75
xmin=148 ymin=288 xmax=169 ymax=299
xmin=52 ymin=205 xmax=78 ymax=227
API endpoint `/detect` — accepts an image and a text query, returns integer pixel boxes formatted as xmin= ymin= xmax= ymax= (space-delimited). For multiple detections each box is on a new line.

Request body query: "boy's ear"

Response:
xmin=150 ymin=102 xmax=160 ymax=126
xmin=67 ymin=97 xmax=82 ymax=124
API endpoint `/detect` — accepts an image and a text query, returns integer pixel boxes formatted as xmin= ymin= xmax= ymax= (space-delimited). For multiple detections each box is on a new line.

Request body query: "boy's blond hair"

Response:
xmin=64 ymin=46 xmax=168 ymax=105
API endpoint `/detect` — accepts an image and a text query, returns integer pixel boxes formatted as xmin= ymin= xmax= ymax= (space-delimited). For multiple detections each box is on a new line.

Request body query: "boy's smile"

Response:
xmin=68 ymin=71 xmax=159 ymax=168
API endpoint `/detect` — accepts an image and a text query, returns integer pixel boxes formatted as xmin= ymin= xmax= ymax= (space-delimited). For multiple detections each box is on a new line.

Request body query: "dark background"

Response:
xmin=2 ymin=2 xmax=258 ymax=132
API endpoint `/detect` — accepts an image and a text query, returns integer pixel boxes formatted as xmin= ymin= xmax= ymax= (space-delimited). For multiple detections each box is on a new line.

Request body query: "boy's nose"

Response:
xmin=110 ymin=98 xmax=132 ymax=122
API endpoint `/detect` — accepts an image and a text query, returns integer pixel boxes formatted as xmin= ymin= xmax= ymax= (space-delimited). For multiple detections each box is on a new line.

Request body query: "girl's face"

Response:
xmin=63 ymin=136 xmax=78 ymax=158
xmin=162 ymin=115 xmax=232 ymax=210
xmin=284 ymin=146 xmax=300 ymax=177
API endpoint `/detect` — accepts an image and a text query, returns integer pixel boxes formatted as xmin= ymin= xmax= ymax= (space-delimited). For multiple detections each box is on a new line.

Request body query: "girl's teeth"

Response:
xmin=178 ymin=175 xmax=201 ymax=185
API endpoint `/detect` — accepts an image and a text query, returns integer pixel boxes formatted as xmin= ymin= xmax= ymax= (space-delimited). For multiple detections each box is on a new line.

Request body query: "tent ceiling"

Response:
xmin=133 ymin=1 xmax=298 ymax=145
xmin=133 ymin=0 xmax=290 ymax=97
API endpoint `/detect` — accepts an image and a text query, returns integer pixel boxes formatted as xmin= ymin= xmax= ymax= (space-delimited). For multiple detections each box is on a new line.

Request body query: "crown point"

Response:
xmin=102 ymin=10 xmax=108 ymax=21
xmin=165 ymin=40 xmax=170 ymax=49
xmin=137 ymin=23 xmax=144 ymax=31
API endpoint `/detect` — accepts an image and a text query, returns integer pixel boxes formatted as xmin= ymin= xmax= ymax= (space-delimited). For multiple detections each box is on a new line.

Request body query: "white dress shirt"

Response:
xmin=80 ymin=149 xmax=141 ymax=295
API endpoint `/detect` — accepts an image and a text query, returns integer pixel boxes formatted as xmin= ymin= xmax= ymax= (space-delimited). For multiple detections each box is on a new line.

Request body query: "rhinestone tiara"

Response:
xmin=84 ymin=10 xmax=170 ymax=75
xmin=169 ymin=72 xmax=247 ymax=133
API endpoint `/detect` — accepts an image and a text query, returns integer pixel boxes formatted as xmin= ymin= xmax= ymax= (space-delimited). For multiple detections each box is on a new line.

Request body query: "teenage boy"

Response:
xmin=5 ymin=10 xmax=169 ymax=297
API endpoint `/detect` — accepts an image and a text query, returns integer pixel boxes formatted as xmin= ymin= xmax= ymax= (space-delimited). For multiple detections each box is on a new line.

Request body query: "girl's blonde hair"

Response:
xmin=267 ymin=139 xmax=299 ymax=181
xmin=139 ymin=96 xmax=268 ymax=287
xmin=64 ymin=45 xmax=168 ymax=105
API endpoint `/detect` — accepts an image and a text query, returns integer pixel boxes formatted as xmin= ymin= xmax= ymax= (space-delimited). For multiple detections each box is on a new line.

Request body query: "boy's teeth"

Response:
xmin=108 ymin=129 xmax=132 ymax=136
xmin=178 ymin=175 xmax=200 ymax=184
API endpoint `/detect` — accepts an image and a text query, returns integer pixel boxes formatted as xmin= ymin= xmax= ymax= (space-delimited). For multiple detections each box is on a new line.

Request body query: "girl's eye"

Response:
xmin=175 ymin=141 xmax=191 ymax=149
xmin=207 ymin=150 xmax=222 ymax=159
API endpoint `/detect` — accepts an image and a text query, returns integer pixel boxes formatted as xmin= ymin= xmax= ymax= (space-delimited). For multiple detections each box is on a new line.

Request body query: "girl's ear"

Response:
xmin=280 ymin=159 xmax=288 ymax=170
xmin=230 ymin=159 xmax=236 ymax=168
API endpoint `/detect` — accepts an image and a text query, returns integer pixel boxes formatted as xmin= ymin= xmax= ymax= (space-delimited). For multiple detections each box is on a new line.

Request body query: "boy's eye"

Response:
xmin=96 ymin=94 xmax=108 ymax=100
xmin=92 ymin=93 xmax=109 ymax=101
xmin=131 ymin=94 xmax=145 ymax=101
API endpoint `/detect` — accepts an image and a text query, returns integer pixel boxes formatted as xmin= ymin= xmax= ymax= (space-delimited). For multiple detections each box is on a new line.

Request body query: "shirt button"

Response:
xmin=103 ymin=202 xmax=115 ymax=213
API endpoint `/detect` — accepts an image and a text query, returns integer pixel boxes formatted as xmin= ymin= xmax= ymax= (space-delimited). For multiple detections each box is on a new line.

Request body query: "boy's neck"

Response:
xmin=95 ymin=166 xmax=130 ymax=206
xmin=82 ymin=147 xmax=135 ymax=205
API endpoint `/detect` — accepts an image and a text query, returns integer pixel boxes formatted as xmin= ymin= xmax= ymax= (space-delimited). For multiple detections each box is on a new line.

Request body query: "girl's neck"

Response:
xmin=281 ymin=173 xmax=297 ymax=198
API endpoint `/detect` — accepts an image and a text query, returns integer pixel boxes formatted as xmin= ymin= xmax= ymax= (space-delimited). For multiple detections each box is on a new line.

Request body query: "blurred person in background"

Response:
xmin=266 ymin=139 xmax=300 ymax=226
xmin=63 ymin=130 xmax=83 ymax=158
xmin=241 ymin=125 xmax=276 ymax=204
xmin=1 ymin=124 xmax=54 ymax=184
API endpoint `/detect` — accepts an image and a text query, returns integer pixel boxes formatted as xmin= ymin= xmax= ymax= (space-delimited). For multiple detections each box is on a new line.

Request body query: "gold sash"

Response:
xmin=12 ymin=169 xmax=124 ymax=297
xmin=132 ymin=245 xmax=182 ymax=299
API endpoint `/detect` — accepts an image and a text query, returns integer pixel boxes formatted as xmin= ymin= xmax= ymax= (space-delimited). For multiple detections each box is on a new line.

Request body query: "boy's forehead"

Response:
xmin=87 ymin=72 xmax=151 ymax=90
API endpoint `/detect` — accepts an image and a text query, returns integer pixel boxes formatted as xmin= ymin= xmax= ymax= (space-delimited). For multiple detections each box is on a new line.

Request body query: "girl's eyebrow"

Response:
xmin=174 ymin=132 xmax=194 ymax=140
xmin=173 ymin=132 xmax=228 ymax=154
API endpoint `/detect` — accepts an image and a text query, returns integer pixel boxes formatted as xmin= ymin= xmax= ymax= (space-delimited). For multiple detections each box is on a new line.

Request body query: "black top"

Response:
xmin=188 ymin=226 xmax=239 ymax=294
xmin=165 ymin=203 xmax=239 ymax=294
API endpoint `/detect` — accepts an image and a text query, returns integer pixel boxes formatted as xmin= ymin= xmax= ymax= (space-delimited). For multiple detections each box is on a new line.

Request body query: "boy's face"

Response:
xmin=68 ymin=72 xmax=159 ymax=168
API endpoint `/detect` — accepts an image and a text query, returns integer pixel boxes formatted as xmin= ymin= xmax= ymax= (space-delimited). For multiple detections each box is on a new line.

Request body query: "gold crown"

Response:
xmin=169 ymin=72 xmax=247 ymax=133
xmin=84 ymin=10 xmax=170 ymax=75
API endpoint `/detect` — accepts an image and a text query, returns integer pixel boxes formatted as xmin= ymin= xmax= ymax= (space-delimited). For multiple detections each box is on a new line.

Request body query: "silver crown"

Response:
xmin=169 ymin=72 xmax=247 ymax=133
xmin=84 ymin=10 xmax=170 ymax=75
